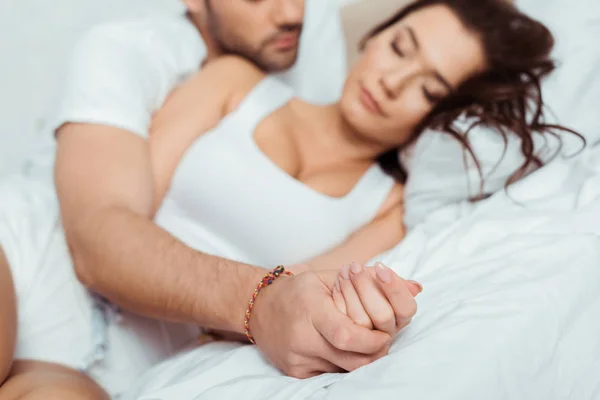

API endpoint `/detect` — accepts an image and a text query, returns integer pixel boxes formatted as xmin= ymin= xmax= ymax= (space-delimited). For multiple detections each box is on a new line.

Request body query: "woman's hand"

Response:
xmin=332 ymin=262 xmax=422 ymax=337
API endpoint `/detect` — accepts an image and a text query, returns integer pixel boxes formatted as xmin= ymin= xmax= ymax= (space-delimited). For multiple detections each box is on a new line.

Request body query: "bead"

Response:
xmin=243 ymin=266 xmax=293 ymax=344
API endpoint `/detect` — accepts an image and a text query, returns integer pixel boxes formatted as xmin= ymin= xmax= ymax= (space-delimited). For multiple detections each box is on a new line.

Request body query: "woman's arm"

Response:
xmin=307 ymin=183 xmax=405 ymax=270
xmin=305 ymin=183 xmax=420 ymax=339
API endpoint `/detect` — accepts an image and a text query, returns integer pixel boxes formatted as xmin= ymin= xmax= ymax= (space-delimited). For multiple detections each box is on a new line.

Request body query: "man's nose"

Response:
xmin=273 ymin=0 xmax=304 ymax=27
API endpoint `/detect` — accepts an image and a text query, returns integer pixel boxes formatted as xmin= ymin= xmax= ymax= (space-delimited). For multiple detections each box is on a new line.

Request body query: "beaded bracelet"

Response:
xmin=244 ymin=265 xmax=293 ymax=344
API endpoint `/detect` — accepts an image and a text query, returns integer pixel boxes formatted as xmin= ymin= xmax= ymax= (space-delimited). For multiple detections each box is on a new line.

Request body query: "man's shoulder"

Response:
xmin=77 ymin=14 xmax=203 ymax=52
xmin=66 ymin=13 xmax=205 ymax=80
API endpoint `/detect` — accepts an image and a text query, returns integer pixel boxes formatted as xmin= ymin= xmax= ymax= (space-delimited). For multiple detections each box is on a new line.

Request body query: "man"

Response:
xmin=0 ymin=0 xmax=418 ymax=398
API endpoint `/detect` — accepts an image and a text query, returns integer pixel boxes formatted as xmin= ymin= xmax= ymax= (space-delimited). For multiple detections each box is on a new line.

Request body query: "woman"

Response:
xmin=0 ymin=0 xmax=578 ymax=398
xmin=147 ymin=0 xmax=579 ymax=325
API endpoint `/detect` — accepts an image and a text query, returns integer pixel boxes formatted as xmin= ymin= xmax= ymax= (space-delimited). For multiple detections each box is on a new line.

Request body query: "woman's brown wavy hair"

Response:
xmin=369 ymin=0 xmax=584 ymax=197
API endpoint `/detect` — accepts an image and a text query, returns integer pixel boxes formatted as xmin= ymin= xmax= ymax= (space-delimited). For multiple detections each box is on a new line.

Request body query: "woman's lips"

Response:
xmin=359 ymin=85 xmax=385 ymax=116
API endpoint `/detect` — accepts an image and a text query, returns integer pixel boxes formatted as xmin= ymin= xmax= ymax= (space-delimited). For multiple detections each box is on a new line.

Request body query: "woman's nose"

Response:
xmin=380 ymin=62 xmax=420 ymax=99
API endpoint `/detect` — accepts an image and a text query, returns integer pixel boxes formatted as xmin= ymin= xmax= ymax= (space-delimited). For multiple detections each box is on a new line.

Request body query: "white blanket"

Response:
xmin=123 ymin=148 xmax=600 ymax=400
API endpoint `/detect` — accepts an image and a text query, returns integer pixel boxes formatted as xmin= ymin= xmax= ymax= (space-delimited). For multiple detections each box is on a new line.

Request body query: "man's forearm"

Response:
xmin=67 ymin=206 xmax=264 ymax=332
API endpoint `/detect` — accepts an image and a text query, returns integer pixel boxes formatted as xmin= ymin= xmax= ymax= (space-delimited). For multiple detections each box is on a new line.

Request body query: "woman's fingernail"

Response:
xmin=340 ymin=265 xmax=350 ymax=280
xmin=375 ymin=262 xmax=392 ymax=283
xmin=409 ymin=280 xmax=423 ymax=293
xmin=350 ymin=261 xmax=362 ymax=274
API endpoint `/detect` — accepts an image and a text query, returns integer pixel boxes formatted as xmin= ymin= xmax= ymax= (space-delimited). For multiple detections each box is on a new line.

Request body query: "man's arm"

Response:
xmin=56 ymin=127 xmax=266 ymax=331
xmin=55 ymin=55 xmax=269 ymax=331
xmin=50 ymin=18 xmax=265 ymax=331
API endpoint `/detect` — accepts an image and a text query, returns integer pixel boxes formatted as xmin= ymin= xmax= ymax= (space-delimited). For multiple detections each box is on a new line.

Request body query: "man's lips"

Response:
xmin=271 ymin=32 xmax=300 ymax=50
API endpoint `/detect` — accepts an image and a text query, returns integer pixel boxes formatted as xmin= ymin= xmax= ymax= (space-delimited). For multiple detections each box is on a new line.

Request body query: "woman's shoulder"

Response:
xmin=203 ymin=55 xmax=265 ymax=79
xmin=202 ymin=56 xmax=267 ymax=111
xmin=198 ymin=55 xmax=297 ymax=116
xmin=210 ymin=56 xmax=293 ymax=115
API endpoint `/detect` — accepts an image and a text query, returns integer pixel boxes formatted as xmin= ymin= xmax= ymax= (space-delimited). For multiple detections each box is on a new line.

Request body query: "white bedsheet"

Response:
xmin=123 ymin=148 xmax=600 ymax=400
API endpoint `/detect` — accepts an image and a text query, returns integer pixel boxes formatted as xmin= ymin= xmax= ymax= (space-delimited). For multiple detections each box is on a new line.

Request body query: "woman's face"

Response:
xmin=340 ymin=4 xmax=487 ymax=148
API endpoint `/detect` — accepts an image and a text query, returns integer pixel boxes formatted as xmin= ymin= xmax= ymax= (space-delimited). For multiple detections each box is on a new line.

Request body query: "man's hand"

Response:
xmin=249 ymin=270 xmax=392 ymax=378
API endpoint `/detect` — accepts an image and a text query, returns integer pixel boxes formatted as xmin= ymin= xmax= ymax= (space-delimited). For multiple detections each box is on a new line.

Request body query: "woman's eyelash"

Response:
xmin=423 ymin=88 xmax=441 ymax=104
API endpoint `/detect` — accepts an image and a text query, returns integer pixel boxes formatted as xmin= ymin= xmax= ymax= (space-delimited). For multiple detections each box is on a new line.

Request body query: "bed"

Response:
xmin=2 ymin=0 xmax=599 ymax=399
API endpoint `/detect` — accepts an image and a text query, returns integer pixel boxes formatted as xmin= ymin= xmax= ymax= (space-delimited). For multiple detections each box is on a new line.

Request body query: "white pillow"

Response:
xmin=402 ymin=0 xmax=600 ymax=228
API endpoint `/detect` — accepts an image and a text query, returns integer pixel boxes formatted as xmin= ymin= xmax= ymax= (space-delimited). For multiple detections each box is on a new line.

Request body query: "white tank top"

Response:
xmin=155 ymin=76 xmax=395 ymax=267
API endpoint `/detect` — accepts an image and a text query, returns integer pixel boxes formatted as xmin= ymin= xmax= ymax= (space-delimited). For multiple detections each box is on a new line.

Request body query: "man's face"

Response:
xmin=202 ymin=0 xmax=304 ymax=71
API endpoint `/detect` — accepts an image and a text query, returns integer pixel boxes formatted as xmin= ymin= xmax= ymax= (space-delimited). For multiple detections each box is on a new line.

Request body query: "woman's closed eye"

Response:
xmin=391 ymin=37 xmax=406 ymax=58
xmin=423 ymin=87 xmax=442 ymax=104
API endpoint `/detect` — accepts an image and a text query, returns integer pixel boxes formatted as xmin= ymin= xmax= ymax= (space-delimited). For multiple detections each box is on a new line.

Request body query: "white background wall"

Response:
xmin=0 ymin=0 xmax=355 ymax=179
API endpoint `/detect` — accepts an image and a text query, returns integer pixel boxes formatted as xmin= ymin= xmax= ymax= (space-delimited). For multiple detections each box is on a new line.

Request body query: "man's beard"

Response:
xmin=205 ymin=0 xmax=302 ymax=71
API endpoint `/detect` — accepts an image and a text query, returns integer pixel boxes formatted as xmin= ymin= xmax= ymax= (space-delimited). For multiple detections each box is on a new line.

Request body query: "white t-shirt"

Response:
xmin=25 ymin=0 xmax=345 ymax=177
